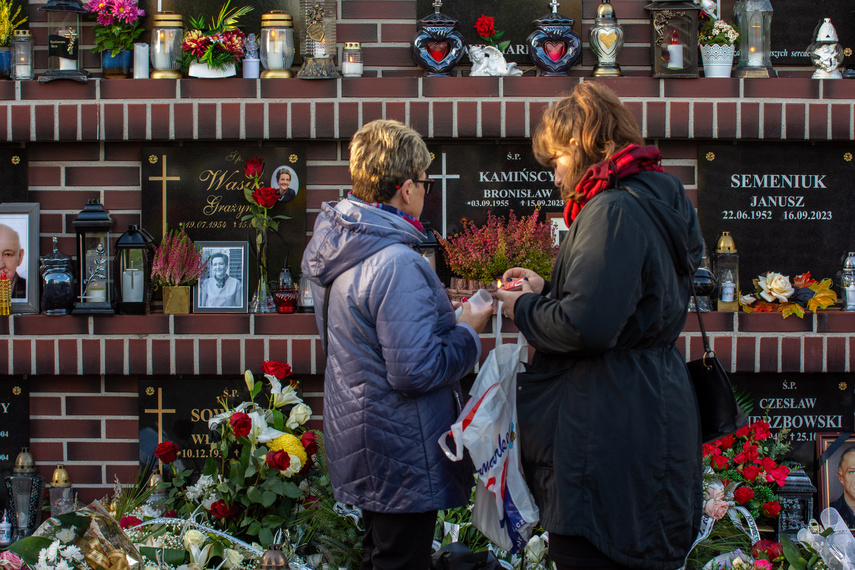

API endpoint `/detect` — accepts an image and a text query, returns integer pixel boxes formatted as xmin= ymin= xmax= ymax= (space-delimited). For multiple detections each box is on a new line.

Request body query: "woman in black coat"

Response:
xmin=497 ymin=82 xmax=704 ymax=570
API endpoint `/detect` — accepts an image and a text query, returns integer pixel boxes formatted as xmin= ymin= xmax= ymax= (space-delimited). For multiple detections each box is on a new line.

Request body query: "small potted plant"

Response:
xmin=150 ymin=227 xmax=207 ymax=314
xmin=179 ymin=0 xmax=252 ymax=78
xmin=85 ymin=0 xmax=146 ymax=79
xmin=0 ymin=0 xmax=27 ymax=78
xmin=698 ymin=17 xmax=740 ymax=78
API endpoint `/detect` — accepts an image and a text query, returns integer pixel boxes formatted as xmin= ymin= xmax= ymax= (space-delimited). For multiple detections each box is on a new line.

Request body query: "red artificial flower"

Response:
xmin=230 ymin=412 xmax=252 ymax=437
xmin=710 ymin=454 xmax=729 ymax=470
xmin=702 ymin=443 xmax=717 ymax=457
xmin=262 ymin=360 xmax=292 ymax=380
xmin=252 ymin=186 xmax=279 ymax=209
xmin=735 ymin=424 xmax=751 ymax=438
xmin=733 ymin=486 xmax=754 ymax=504
xmin=751 ymin=421 xmax=772 ymax=441
xmin=742 ymin=464 xmax=762 ymax=481
xmin=474 ymin=15 xmax=496 ymax=39
xmin=759 ymin=456 xmax=777 ymax=472
xmin=210 ymin=499 xmax=239 ymax=520
xmin=266 ymin=450 xmax=292 ymax=471
xmin=301 ymin=431 xmax=318 ymax=456
xmin=752 ymin=540 xmax=783 ymax=562
xmin=719 ymin=434 xmax=736 ymax=450
xmin=767 ymin=464 xmax=790 ymax=486
xmin=163 ymin=510 xmax=177 ymax=518
xmin=244 ymin=157 xmax=264 ymax=179
xmin=762 ymin=501 xmax=782 ymax=517
xmin=154 ymin=441 xmax=179 ymax=464
xmin=119 ymin=516 xmax=142 ymax=528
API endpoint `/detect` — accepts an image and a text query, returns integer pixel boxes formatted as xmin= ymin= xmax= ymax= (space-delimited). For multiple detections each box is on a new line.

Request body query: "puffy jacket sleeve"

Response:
xmin=368 ymin=247 xmax=480 ymax=397
xmin=513 ymin=198 xmax=647 ymax=355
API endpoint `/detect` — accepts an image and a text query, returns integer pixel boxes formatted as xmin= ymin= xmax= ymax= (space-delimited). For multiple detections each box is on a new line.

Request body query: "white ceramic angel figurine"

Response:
xmin=468 ymin=45 xmax=523 ymax=77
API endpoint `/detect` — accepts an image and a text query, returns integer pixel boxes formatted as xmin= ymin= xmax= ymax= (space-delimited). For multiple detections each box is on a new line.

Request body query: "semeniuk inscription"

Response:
xmin=731 ymin=373 xmax=854 ymax=483
xmin=697 ymin=144 xmax=855 ymax=293
xmin=0 ymin=378 xmax=29 ymax=508
xmin=140 ymin=147 xmax=307 ymax=286
xmin=422 ymin=144 xmax=562 ymax=239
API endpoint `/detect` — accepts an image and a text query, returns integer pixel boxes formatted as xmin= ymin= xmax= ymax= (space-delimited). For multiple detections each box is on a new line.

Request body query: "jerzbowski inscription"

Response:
xmin=140 ymin=147 xmax=307 ymax=281
xmin=422 ymin=144 xmax=562 ymax=239
xmin=0 ymin=379 xmax=29 ymax=507
xmin=731 ymin=373 xmax=854 ymax=483
xmin=697 ymin=144 xmax=855 ymax=290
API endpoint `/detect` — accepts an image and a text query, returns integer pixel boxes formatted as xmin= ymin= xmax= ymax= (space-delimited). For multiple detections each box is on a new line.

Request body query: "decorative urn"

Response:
xmin=526 ymin=0 xmax=582 ymax=76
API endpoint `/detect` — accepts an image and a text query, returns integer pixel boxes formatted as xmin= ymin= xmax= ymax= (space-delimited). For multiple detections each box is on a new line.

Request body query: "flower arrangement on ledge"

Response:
xmin=151 ymin=227 xmax=208 ymax=288
xmin=739 ymin=272 xmax=837 ymax=318
xmin=438 ymin=209 xmax=559 ymax=285
xmin=698 ymin=18 xmax=740 ymax=47
xmin=85 ymin=0 xmax=146 ymax=57
xmin=179 ymin=0 xmax=252 ymax=71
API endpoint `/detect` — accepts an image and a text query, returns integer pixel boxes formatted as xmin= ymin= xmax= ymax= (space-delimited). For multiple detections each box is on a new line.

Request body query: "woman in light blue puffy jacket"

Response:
xmin=301 ymin=119 xmax=492 ymax=570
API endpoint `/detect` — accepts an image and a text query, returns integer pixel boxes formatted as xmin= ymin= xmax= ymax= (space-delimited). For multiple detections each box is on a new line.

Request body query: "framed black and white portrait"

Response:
xmin=193 ymin=241 xmax=248 ymax=313
xmin=0 ymin=203 xmax=39 ymax=314
xmin=270 ymin=165 xmax=300 ymax=204
xmin=817 ymin=432 xmax=855 ymax=529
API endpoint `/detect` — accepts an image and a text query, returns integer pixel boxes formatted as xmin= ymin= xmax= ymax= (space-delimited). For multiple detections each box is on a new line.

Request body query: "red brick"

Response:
xmin=739 ymin=313 xmax=814 ymax=332
xmin=304 ymin=141 xmax=338 ymax=160
xmin=128 ymin=338 xmax=147 ymax=374
xmin=103 ymin=189 xmax=141 ymax=210
xmin=292 ymin=102 xmax=311 ymax=138
xmin=67 ymin=393 xmax=136 ymax=415
xmin=743 ymin=78 xmax=819 ymax=99
xmin=423 ymin=77 xmax=500 ymax=98
xmin=740 ymin=102 xmax=760 ymax=139
xmin=197 ymin=103 xmax=217 ymax=140
xmin=14 ymin=313 xmax=89 ymax=335
xmin=409 ymin=101 xmax=429 ymax=137
xmin=342 ymin=77 xmax=418 ymax=99
xmin=716 ymin=102 xmax=737 ymax=138
xmin=39 ymin=213 xmax=63 ymax=233
xmin=785 ymin=103 xmax=806 ymax=140
xmin=735 ymin=336 xmax=755 ymax=372
xmin=664 ymin=77 xmax=739 ymax=98
xmin=457 ymin=101 xmax=477 ymax=138
xmin=432 ymin=101 xmax=453 ymax=137
xmin=660 ymin=139 xmax=699 ymax=160
xmin=199 ymin=338 xmax=218 ymax=375
xmin=687 ymin=335 xmax=705 ymax=361
xmin=150 ymin=103 xmax=170 ymax=140
xmin=31 ymin=395 xmax=62 ymax=415
xmin=81 ymin=104 xmax=99 ymax=140
xmin=220 ymin=102 xmax=241 ymax=140
xmin=67 ymin=441 xmax=137 ymax=461
xmin=104 ymin=374 xmax=136 ymax=393
xmin=825 ymin=80 xmax=855 ymax=99
xmin=173 ymin=314 xmax=250 ymax=335
xmin=827 ymin=336 xmax=846 ymax=372
xmin=693 ymin=102 xmax=714 ymax=138
xmin=831 ymin=104 xmax=851 ymax=140
xmin=763 ymin=102 xmax=783 ymax=139
xmin=105 ymin=419 xmax=138 ymax=439
xmin=245 ymin=338 xmax=265 ymax=369
xmin=667 ymin=101 xmax=688 ymax=139
xmin=780 ymin=337 xmax=799 ymax=372
xmin=342 ymin=1 xmax=414 ymax=19
xmin=381 ymin=23 xmax=417 ymax=43
xmin=101 ymin=79 xmax=177 ymax=100
xmin=0 ymin=337 xmax=7 ymax=375
xmin=245 ymin=102 xmax=265 ymax=139
xmin=305 ymin=189 xmax=340 ymax=209
xmin=57 ymin=339 xmax=78 ymax=375
xmin=362 ymin=101 xmax=383 ymax=124
xmin=103 ymin=103 xmax=124 ymax=140
xmin=0 ymin=81 xmax=14 ymax=100
xmin=180 ymin=78 xmax=256 ymax=99
xmin=808 ymin=103 xmax=828 ymax=140
xmin=804 ymin=336 xmax=823 ymax=373
xmin=316 ymin=102 xmax=336 ymax=138
xmin=385 ymin=102 xmax=406 ymax=124
xmin=646 ymin=100 xmax=666 ymax=138
xmin=29 ymin=442 xmax=64 ymax=462
xmin=337 ymin=23 xmax=379 ymax=43
xmin=104 ymin=338 xmax=124 ymax=375
xmin=173 ymin=102 xmax=194 ymax=140
xmin=127 ymin=103 xmax=147 ymax=140
xmin=81 ymin=339 xmax=100 ymax=375
xmin=151 ymin=339 xmax=170 ymax=375
xmin=21 ymin=80 xmax=97 ymax=100
xmin=33 ymin=375 xmax=100 ymax=393
xmin=504 ymin=101 xmax=526 ymax=138
xmin=260 ymin=79 xmax=337 ymax=99
xmin=268 ymin=102 xmax=288 ymax=139
xmin=12 ymin=338 xmax=31 ymax=374
xmin=503 ymin=76 xmax=577 ymax=98
xmin=34 ymin=339 xmax=54 ymax=374
xmin=480 ymin=101 xmax=502 ymax=138
xmin=255 ymin=313 xmax=318 ymax=335
xmin=33 ymin=418 xmax=101 ymax=438
xmin=57 ymin=105 xmax=78 ymax=140
xmin=711 ymin=336 xmax=733 ymax=372
xmin=174 ymin=338 xmax=195 ymax=375
xmin=11 ymin=105 xmax=30 ymax=141
xmin=306 ymin=164 xmax=351 ymax=186
xmin=65 ymin=166 xmax=139 ymax=186
xmin=221 ymin=339 xmax=242 ymax=374
xmin=818 ymin=312 xmax=855 ymax=332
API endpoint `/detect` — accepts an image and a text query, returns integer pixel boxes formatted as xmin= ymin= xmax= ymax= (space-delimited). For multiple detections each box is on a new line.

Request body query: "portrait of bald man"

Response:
xmin=0 ymin=223 xmax=27 ymax=298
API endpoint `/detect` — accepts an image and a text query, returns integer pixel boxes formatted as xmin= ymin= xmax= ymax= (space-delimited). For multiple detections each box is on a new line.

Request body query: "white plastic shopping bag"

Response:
xmin=438 ymin=302 xmax=539 ymax=553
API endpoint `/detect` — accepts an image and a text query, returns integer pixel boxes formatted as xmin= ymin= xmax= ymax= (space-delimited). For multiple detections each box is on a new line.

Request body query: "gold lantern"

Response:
xmin=296 ymin=0 xmax=340 ymax=79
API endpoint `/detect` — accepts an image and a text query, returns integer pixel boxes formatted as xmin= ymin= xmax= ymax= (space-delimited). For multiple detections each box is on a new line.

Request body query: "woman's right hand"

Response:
xmin=501 ymin=267 xmax=545 ymax=295
xmin=457 ymin=301 xmax=492 ymax=334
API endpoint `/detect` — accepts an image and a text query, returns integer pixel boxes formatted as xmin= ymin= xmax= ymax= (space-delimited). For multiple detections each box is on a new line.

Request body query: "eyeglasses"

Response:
xmin=415 ymin=178 xmax=434 ymax=195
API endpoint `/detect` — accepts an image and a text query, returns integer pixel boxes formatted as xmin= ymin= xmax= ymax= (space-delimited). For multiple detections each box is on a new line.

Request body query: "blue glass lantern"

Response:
xmin=411 ymin=0 xmax=466 ymax=77
xmin=527 ymin=0 xmax=581 ymax=76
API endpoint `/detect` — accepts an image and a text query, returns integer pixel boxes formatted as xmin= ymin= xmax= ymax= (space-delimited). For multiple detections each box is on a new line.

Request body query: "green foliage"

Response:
xmin=0 ymin=0 xmax=26 ymax=47
xmin=91 ymin=21 xmax=145 ymax=56
xmin=685 ymin=517 xmax=752 ymax=570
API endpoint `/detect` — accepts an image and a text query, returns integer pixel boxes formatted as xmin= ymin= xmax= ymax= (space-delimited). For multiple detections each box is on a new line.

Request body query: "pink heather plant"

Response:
xmin=151 ymin=228 xmax=208 ymax=288
xmin=439 ymin=209 xmax=559 ymax=284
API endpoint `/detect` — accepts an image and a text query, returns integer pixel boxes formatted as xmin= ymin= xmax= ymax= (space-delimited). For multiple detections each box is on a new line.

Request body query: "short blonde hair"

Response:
xmin=349 ymin=119 xmax=431 ymax=203
xmin=532 ymin=82 xmax=643 ymax=203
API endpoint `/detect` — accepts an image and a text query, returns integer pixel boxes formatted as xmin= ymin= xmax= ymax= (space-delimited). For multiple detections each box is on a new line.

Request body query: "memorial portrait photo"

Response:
xmin=0 ymin=202 xmax=39 ymax=314
xmin=271 ymin=165 xmax=300 ymax=204
xmin=818 ymin=433 xmax=855 ymax=529
xmin=193 ymin=241 xmax=248 ymax=313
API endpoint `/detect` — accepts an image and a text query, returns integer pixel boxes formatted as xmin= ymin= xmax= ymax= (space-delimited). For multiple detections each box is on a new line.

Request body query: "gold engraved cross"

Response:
xmin=148 ymin=154 xmax=181 ymax=237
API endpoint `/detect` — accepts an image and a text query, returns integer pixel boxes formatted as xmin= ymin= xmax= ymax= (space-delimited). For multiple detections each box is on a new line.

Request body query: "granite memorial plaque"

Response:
xmin=0 ymin=378 xmax=29 ymax=508
xmin=140 ymin=147 xmax=307 ymax=285
xmin=730 ymin=373 xmax=854 ymax=482
xmin=697 ymin=143 xmax=855 ymax=292
xmin=0 ymin=148 xmax=29 ymax=203
xmin=415 ymin=0 xmax=581 ymax=65
xmin=422 ymin=143 xmax=563 ymax=239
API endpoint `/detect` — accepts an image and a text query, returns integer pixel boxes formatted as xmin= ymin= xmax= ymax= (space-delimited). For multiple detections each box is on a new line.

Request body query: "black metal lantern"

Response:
xmin=775 ymin=468 xmax=816 ymax=541
xmin=5 ymin=447 xmax=45 ymax=541
xmin=72 ymin=199 xmax=114 ymax=315
xmin=644 ymin=0 xmax=700 ymax=78
xmin=38 ymin=0 xmax=89 ymax=83
xmin=411 ymin=0 xmax=466 ymax=77
xmin=526 ymin=0 xmax=582 ymax=76
xmin=115 ymin=225 xmax=155 ymax=315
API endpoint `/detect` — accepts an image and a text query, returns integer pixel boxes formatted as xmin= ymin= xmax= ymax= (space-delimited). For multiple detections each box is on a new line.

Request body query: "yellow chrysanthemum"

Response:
xmin=267 ymin=433 xmax=307 ymax=466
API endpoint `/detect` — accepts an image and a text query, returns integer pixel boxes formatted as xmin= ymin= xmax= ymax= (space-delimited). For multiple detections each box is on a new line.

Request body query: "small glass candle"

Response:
xmin=11 ymin=30 xmax=33 ymax=80
xmin=341 ymin=42 xmax=363 ymax=77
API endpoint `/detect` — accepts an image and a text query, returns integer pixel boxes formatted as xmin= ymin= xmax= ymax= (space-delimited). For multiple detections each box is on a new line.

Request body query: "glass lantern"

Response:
xmin=733 ymin=0 xmax=776 ymax=78
xmin=341 ymin=42 xmax=363 ymax=77
xmin=260 ymin=10 xmax=295 ymax=78
xmin=272 ymin=266 xmax=297 ymax=314
xmin=4 ymin=447 xmax=44 ymax=541
xmin=40 ymin=237 xmax=75 ymax=315
xmin=644 ymin=0 xmax=700 ymax=78
xmin=589 ymin=0 xmax=624 ymax=77
xmin=115 ymin=225 xmax=154 ymax=315
xmin=298 ymin=273 xmax=315 ymax=313
xmin=11 ymin=30 xmax=33 ymax=80
xmin=714 ymin=231 xmax=739 ymax=312
xmin=296 ymin=0 xmax=340 ymax=79
xmin=72 ymin=199 xmax=114 ymax=315
xmin=38 ymin=0 xmax=88 ymax=83
xmin=150 ymin=11 xmax=183 ymax=79
xmin=49 ymin=465 xmax=75 ymax=517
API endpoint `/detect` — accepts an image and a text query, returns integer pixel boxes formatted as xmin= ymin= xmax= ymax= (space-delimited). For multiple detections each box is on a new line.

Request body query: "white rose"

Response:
xmin=222 ymin=549 xmax=243 ymax=569
xmin=739 ymin=293 xmax=756 ymax=305
xmin=282 ymin=453 xmax=302 ymax=477
xmin=56 ymin=527 xmax=76 ymax=544
xmin=758 ymin=272 xmax=794 ymax=302
xmin=183 ymin=529 xmax=206 ymax=551
xmin=287 ymin=404 xmax=312 ymax=429
xmin=525 ymin=534 xmax=547 ymax=563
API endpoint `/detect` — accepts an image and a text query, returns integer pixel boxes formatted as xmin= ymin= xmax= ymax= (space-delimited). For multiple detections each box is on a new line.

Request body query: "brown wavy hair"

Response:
xmin=532 ymin=81 xmax=644 ymax=203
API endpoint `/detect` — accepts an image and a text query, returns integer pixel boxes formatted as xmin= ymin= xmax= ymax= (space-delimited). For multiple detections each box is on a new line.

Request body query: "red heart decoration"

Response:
xmin=427 ymin=41 xmax=450 ymax=62
xmin=544 ymin=40 xmax=566 ymax=62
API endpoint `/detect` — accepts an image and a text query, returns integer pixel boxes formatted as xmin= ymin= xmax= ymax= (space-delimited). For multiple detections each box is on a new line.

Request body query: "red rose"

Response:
xmin=244 ymin=157 xmax=264 ymax=179
xmin=266 ymin=450 xmax=292 ymax=471
xmin=762 ymin=501 xmax=782 ymax=517
xmin=210 ymin=499 xmax=239 ymax=520
xmin=752 ymin=540 xmax=783 ymax=561
xmin=301 ymin=431 xmax=318 ymax=456
xmin=474 ymin=15 xmax=495 ymax=38
xmin=735 ymin=424 xmax=751 ymax=438
xmin=710 ymin=454 xmax=729 ymax=470
xmin=742 ymin=464 xmax=762 ymax=481
xmin=751 ymin=420 xmax=771 ymax=440
xmin=759 ymin=457 xmax=777 ymax=471
xmin=733 ymin=486 xmax=754 ymax=504
xmin=154 ymin=441 xmax=179 ymax=464
xmin=252 ymin=186 xmax=279 ymax=208
xmin=768 ymin=464 xmax=790 ymax=486
xmin=119 ymin=516 xmax=142 ymax=529
xmin=230 ymin=412 xmax=252 ymax=437
xmin=702 ymin=443 xmax=717 ymax=457
xmin=719 ymin=434 xmax=735 ymax=450
xmin=262 ymin=361 xmax=292 ymax=380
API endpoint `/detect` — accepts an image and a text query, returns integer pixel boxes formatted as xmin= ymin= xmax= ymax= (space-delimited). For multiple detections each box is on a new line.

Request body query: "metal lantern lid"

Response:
xmin=13 ymin=447 xmax=36 ymax=474
xmin=596 ymin=0 xmax=617 ymax=22
xmin=259 ymin=544 xmax=288 ymax=570
xmin=533 ymin=10 xmax=573 ymax=28
xmin=262 ymin=11 xmax=292 ymax=27
xmin=716 ymin=231 xmax=737 ymax=253
xmin=13 ymin=29 xmax=31 ymax=38
xmin=814 ymin=18 xmax=839 ymax=43
xmin=418 ymin=10 xmax=458 ymax=29
xmin=51 ymin=465 xmax=71 ymax=487
xmin=152 ymin=11 xmax=183 ymax=27
xmin=115 ymin=225 xmax=155 ymax=250
xmin=39 ymin=0 xmax=86 ymax=13
xmin=72 ymin=199 xmax=113 ymax=230
xmin=844 ymin=252 xmax=855 ymax=271
xmin=344 ymin=42 xmax=361 ymax=50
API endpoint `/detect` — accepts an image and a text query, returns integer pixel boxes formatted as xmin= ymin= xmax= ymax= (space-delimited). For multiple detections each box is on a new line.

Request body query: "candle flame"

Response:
xmin=496 ymin=279 xmax=502 ymax=289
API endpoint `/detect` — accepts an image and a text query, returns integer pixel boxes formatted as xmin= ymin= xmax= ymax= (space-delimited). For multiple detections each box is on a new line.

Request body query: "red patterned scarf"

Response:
xmin=564 ymin=144 xmax=664 ymax=227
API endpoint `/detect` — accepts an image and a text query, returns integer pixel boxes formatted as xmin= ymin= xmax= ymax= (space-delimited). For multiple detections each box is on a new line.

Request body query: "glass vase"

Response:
xmin=250 ymin=227 xmax=276 ymax=313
